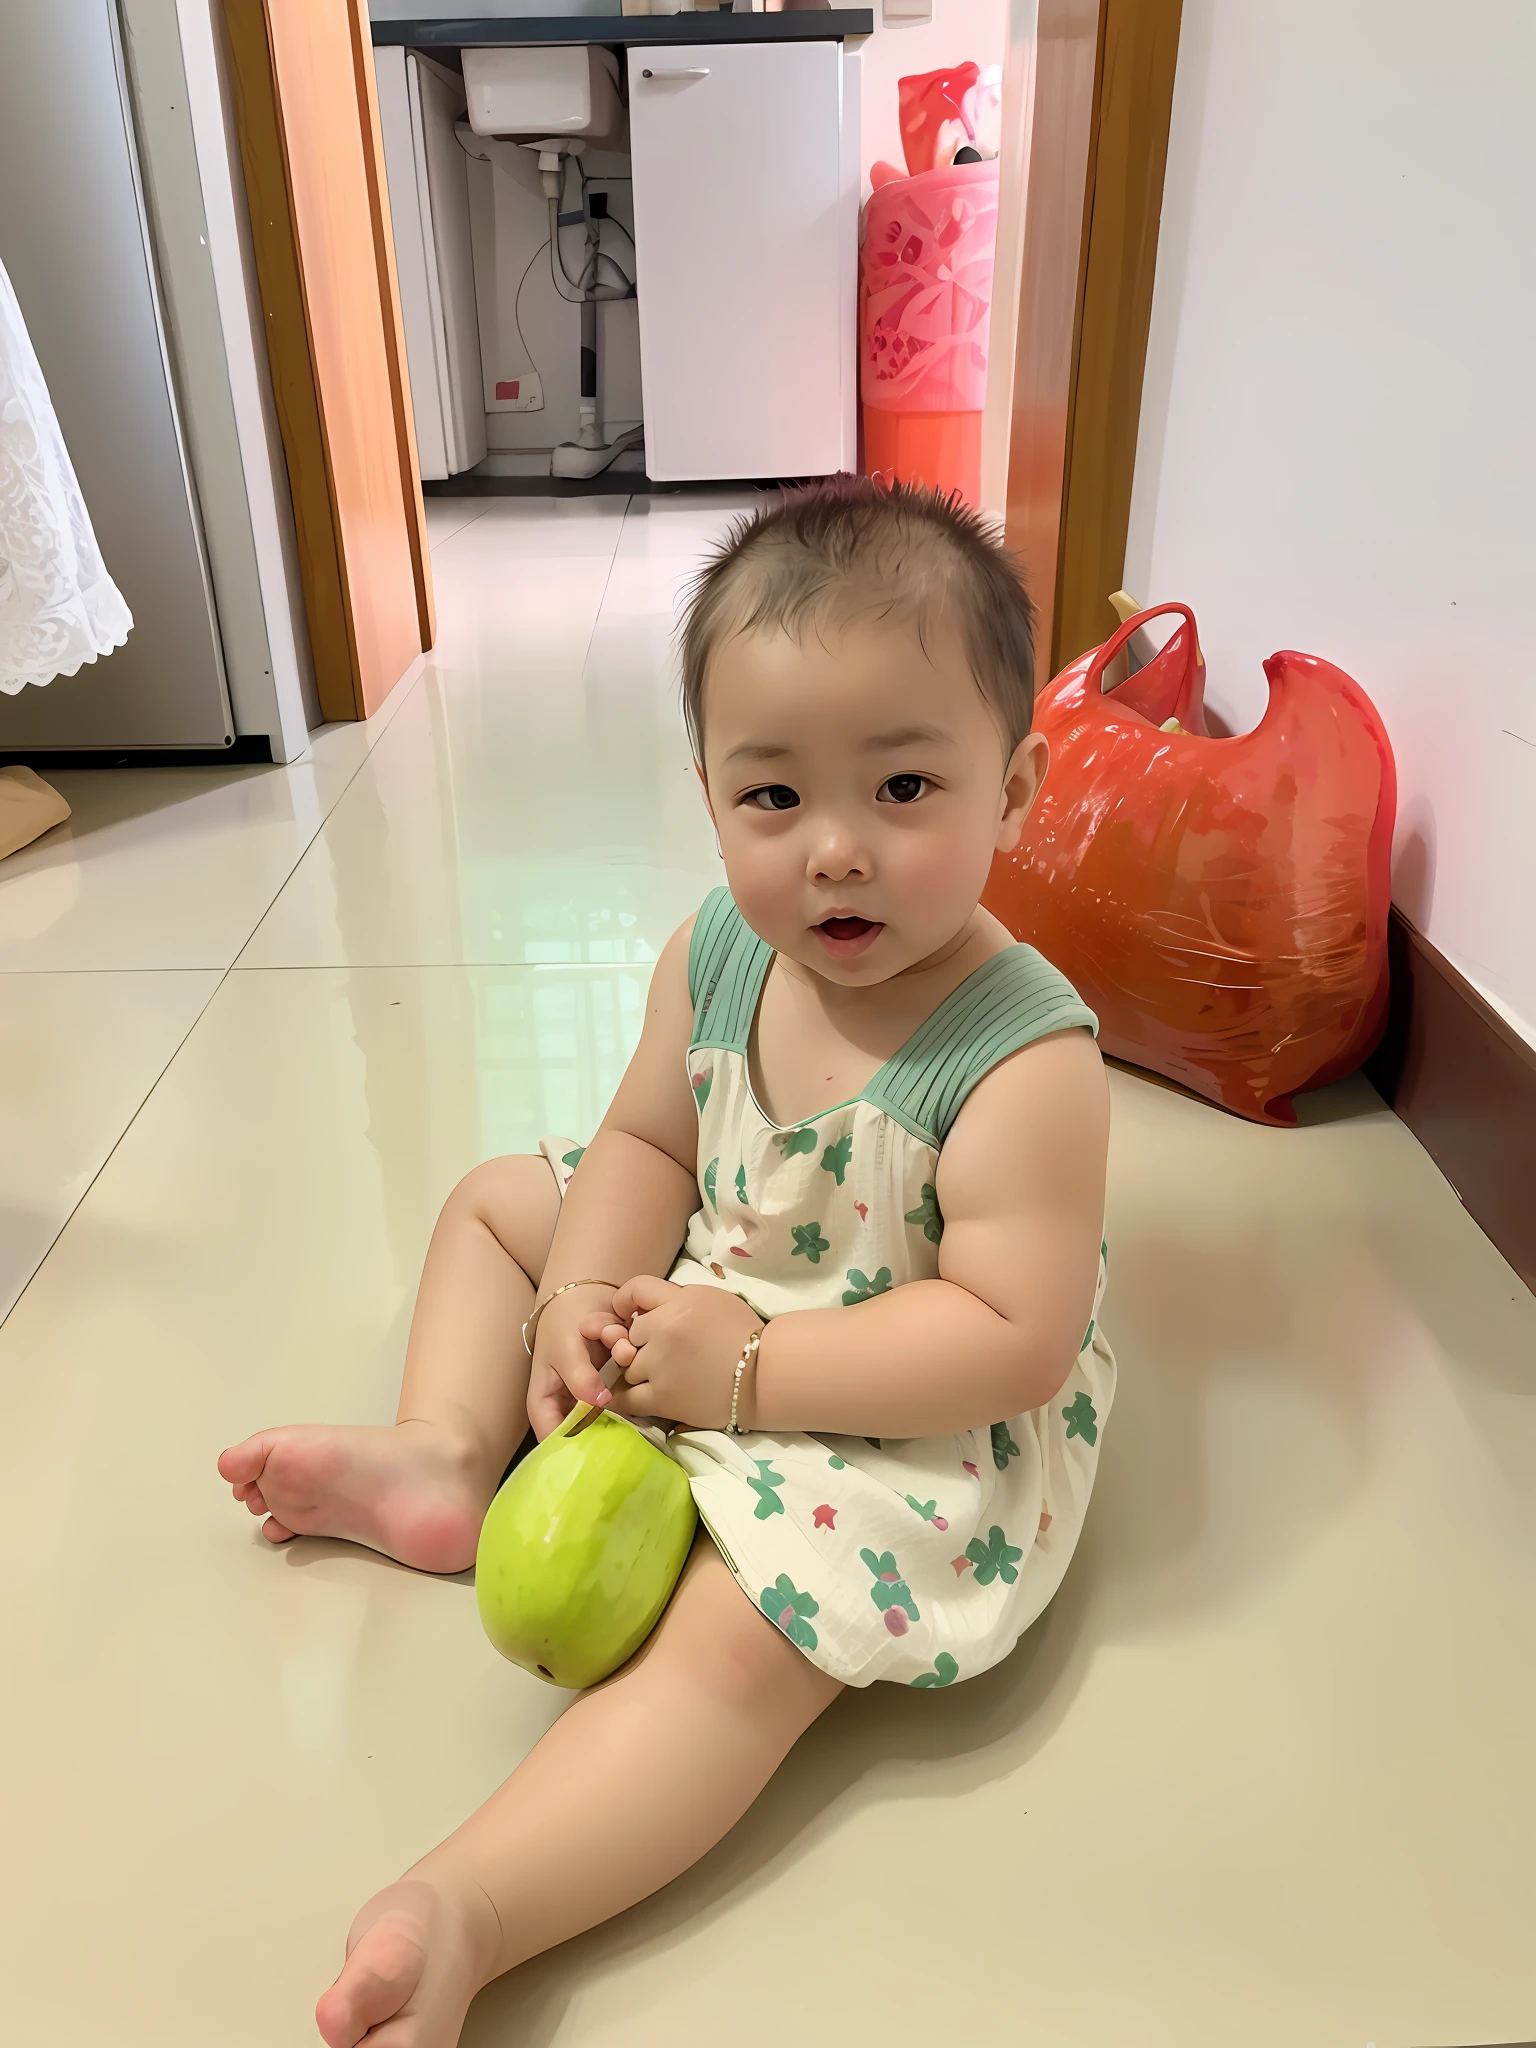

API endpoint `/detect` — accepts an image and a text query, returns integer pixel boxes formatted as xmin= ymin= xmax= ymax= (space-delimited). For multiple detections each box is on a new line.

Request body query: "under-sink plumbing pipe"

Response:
xmin=578 ymin=288 xmax=599 ymax=452
xmin=528 ymin=142 xmax=640 ymax=477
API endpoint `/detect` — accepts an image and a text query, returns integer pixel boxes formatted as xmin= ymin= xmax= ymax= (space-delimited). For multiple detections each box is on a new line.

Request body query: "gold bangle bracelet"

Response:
xmin=521 ymin=1279 xmax=619 ymax=1355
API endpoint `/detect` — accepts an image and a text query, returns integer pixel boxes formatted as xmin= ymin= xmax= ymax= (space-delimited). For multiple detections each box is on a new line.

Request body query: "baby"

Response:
xmin=219 ymin=478 xmax=1115 ymax=2048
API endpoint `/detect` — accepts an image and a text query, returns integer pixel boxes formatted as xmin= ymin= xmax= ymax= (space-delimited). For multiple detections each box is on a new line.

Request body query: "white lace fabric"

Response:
xmin=0 ymin=257 xmax=132 ymax=695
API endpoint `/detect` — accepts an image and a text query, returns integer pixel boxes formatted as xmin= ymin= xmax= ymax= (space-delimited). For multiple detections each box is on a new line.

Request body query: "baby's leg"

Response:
xmin=315 ymin=1538 xmax=842 ymax=2048
xmin=218 ymin=1157 xmax=559 ymax=1572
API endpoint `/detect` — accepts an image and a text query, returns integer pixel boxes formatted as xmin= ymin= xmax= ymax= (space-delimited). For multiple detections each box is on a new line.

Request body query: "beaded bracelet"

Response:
xmin=521 ymin=1279 xmax=619 ymax=1355
xmin=727 ymin=1329 xmax=761 ymax=1437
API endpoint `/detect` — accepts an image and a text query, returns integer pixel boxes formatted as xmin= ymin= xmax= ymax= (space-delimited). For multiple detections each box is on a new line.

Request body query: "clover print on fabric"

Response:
xmin=910 ymin=1653 xmax=959 ymax=1689
xmin=826 ymin=1452 xmax=846 ymax=1470
xmin=842 ymin=1266 xmax=892 ymax=1306
xmin=748 ymin=1459 xmax=787 ymax=1520
xmin=791 ymin=1222 xmax=830 ymax=1265
xmin=561 ymin=1145 xmax=586 ymax=1172
xmin=759 ymin=1575 xmax=819 ymax=1651
xmin=861 ymin=1548 xmax=920 ymax=1634
xmin=703 ymin=1156 xmax=719 ymax=1209
xmin=964 ymin=1524 xmax=1023 ymax=1586
xmin=904 ymin=1183 xmax=943 ymax=1245
xmin=905 ymin=1495 xmax=950 ymax=1532
xmin=820 ymin=1133 xmax=853 ymax=1185
xmin=1062 ymin=1391 xmax=1099 ymax=1445
xmin=990 ymin=1421 xmax=1020 ymax=1470
xmin=690 ymin=1068 xmax=712 ymax=1111
xmin=775 ymin=1127 xmax=818 ymax=1160
xmin=735 ymin=1162 xmax=748 ymax=1205
xmin=1080 ymin=1317 xmax=1096 ymax=1354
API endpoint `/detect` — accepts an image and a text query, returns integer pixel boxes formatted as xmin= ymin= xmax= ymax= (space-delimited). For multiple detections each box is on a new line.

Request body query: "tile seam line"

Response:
xmin=0 ymin=967 xmax=230 ymax=1332
xmin=434 ymin=506 xmax=488 ymax=546
xmin=428 ymin=501 xmax=494 ymax=551
xmin=226 ymin=670 xmax=432 ymax=974
xmin=1 ymin=673 xmax=438 ymax=1309
xmin=0 ymin=966 xmax=231 ymax=977
xmin=574 ymin=493 xmax=633 ymax=684
xmin=0 ymin=944 xmax=660 ymax=1322
xmin=0 ymin=497 xmax=689 ymax=1322
xmin=232 ymin=510 xmax=632 ymax=971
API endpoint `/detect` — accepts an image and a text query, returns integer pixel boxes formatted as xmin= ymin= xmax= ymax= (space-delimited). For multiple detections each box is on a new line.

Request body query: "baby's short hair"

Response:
xmin=680 ymin=475 xmax=1036 ymax=760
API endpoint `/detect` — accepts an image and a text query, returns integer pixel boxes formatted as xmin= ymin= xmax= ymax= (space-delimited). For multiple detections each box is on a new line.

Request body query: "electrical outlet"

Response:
xmin=490 ymin=371 xmax=544 ymax=413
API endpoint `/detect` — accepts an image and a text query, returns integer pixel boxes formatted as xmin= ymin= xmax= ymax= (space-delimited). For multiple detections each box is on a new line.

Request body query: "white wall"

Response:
xmin=859 ymin=0 xmax=1005 ymax=187
xmin=1124 ymin=0 xmax=1536 ymax=1049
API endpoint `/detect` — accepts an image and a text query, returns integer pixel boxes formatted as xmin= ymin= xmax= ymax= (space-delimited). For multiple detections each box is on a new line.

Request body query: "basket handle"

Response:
xmin=1082 ymin=601 xmax=1199 ymax=699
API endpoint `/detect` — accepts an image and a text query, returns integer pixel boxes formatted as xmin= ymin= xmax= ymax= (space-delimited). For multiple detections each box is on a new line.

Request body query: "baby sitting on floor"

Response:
xmin=219 ymin=476 xmax=1115 ymax=2048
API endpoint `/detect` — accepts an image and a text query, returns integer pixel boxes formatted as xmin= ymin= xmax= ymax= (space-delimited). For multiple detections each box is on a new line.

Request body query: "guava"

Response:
xmin=475 ymin=1406 xmax=697 ymax=1690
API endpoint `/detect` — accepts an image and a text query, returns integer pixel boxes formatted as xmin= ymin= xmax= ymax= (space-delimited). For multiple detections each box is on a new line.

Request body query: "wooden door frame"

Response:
xmin=222 ymin=0 xmax=432 ymax=723
xmin=347 ymin=0 xmax=435 ymax=658
xmin=1001 ymin=0 xmax=1183 ymax=679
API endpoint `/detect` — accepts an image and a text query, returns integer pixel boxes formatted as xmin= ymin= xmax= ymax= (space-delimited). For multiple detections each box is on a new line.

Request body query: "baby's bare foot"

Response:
xmin=315 ymin=1876 xmax=496 ymax=2048
xmin=216 ymin=1421 xmax=492 ymax=1573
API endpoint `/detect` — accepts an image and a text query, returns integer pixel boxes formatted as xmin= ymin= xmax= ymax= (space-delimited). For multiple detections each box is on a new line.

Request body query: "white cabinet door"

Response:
xmin=628 ymin=43 xmax=853 ymax=482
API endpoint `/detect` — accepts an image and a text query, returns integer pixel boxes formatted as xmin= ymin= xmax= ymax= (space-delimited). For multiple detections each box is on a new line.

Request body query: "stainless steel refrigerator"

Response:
xmin=0 ymin=0 xmax=313 ymax=758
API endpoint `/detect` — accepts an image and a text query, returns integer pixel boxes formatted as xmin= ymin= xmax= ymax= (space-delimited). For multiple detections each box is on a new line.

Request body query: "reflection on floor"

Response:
xmin=1 ymin=496 xmax=1532 ymax=2047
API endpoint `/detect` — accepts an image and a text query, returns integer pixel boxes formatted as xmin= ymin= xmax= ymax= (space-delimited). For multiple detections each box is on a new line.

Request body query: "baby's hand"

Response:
xmin=581 ymin=1277 xmax=763 ymax=1432
xmin=527 ymin=1286 xmax=620 ymax=1439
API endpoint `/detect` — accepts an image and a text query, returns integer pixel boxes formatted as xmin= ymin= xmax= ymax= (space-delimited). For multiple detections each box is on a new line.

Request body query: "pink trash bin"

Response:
xmin=860 ymin=157 xmax=1000 ymax=510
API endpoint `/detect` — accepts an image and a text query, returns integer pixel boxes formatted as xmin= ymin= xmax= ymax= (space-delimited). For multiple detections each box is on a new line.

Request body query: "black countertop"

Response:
xmin=371 ymin=12 xmax=873 ymax=47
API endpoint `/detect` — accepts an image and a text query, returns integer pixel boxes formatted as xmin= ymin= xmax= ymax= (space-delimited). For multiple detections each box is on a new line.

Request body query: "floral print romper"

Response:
xmin=545 ymin=888 xmax=1116 ymax=1689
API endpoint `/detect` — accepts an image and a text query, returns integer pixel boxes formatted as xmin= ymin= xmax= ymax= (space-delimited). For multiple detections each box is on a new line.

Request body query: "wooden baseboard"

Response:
xmin=1366 ymin=908 xmax=1536 ymax=1294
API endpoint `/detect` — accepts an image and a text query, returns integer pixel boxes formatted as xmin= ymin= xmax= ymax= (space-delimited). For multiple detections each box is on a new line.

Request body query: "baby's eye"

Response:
xmin=746 ymin=785 xmax=800 ymax=811
xmin=877 ymin=773 xmax=930 ymax=805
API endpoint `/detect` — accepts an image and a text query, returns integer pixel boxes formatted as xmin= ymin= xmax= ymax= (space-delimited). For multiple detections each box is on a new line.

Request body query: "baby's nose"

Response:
xmin=809 ymin=828 xmax=871 ymax=883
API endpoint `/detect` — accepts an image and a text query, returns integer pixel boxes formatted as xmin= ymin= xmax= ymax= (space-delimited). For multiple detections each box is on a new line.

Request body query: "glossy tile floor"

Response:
xmin=2 ymin=496 xmax=1533 ymax=2048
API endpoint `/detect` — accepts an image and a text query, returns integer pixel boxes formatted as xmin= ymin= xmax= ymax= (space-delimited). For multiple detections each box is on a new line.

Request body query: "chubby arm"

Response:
xmin=750 ymin=1029 xmax=1109 ymax=1437
xmin=526 ymin=917 xmax=702 ymax=1431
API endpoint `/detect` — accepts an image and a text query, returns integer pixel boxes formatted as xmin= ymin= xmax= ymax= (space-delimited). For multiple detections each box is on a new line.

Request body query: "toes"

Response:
xmin=217 ymin=1433 xmax=270 ymax=1486
xmin=239 ymin=1485 xmax=268 ymax=1516
xmin=260 ymin=1516 xmax=297 ymax=1544
xmin=315 ymin=1917 xmax=427 ymax=2048
xmin=314 ymin=1986 xmax=364 ymax=2048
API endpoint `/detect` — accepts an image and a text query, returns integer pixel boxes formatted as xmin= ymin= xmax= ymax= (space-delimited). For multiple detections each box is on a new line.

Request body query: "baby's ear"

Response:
xmin=998 ymin=732 xmax=1049 ymax=850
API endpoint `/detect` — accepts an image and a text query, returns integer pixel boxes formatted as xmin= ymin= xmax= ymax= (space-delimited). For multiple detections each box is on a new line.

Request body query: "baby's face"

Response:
xmin=698 ymin=609 xmax=1046 ymax=986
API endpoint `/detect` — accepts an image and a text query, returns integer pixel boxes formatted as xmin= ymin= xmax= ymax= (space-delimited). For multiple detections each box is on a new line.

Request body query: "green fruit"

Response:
xmin=475 ymin=1408 xmax=697 ymax=1690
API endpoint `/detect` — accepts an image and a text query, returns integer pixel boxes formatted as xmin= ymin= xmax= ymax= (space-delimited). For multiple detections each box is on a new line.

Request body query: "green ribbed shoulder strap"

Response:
xmin=687 ymin=887 xmax=772 ymax=1053
xmin=862 ymin=946 xmax=1098 ymax=1147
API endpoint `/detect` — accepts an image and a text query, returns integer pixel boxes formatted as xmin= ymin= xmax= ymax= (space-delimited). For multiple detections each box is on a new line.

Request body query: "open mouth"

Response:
xmin=814 ymin=915 xmax=884 ymax=958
